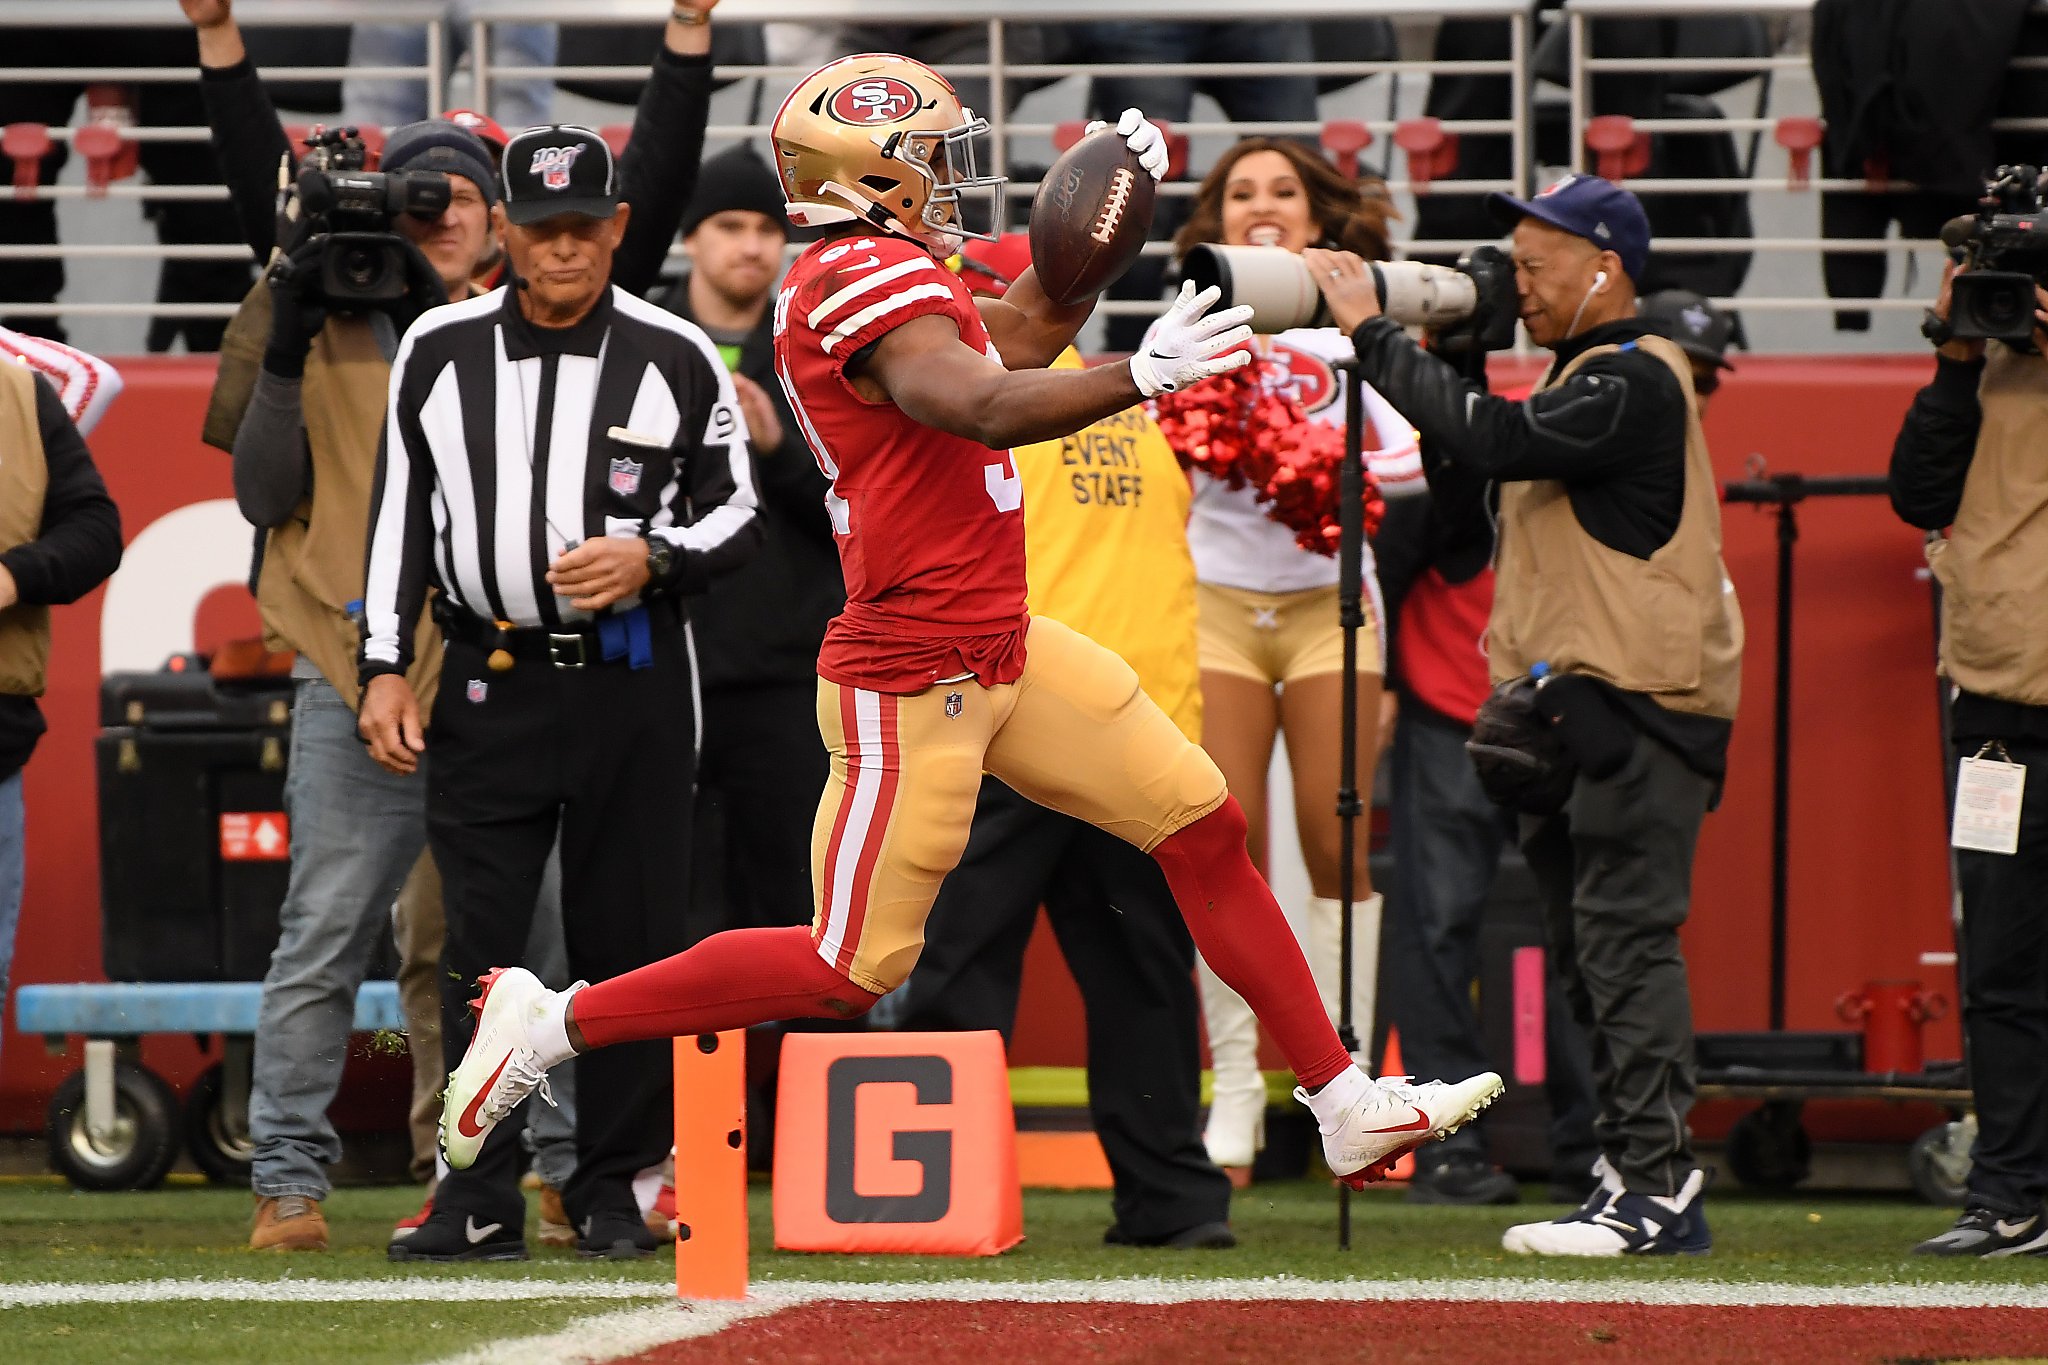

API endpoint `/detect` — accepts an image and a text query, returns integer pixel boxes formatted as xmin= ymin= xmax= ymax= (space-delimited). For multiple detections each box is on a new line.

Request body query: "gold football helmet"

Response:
xmin=770 ymin=53 xmax=1007 ymax=247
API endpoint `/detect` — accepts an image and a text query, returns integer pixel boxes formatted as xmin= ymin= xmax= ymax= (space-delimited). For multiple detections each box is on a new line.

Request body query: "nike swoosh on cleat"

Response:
xmin=1363 ymin=1107 xmax=1433 ymax=1135
xmin=456 ymin=1053 xmax=513 ymax=1140
xmin=465 ymin=1217 xmax=504 ymax=1244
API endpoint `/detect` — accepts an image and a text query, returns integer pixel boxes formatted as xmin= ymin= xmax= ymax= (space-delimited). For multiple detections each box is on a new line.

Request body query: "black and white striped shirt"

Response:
xmin=359 ymin=283 xmax=760 ymax=680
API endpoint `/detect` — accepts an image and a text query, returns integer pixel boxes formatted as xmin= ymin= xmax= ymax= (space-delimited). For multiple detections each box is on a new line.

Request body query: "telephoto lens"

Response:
xmin=1180 ymin=244 xmax=1479 ymax=333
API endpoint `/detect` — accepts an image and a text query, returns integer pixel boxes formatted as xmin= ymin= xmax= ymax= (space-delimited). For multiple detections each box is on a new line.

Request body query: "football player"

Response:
xmin=439 ymin=53 xmax=1503 ymax=1195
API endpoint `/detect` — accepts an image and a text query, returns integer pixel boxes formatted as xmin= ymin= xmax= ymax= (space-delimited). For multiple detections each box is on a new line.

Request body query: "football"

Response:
xmin=1028 ymin=129 xmax=1157 ymax=307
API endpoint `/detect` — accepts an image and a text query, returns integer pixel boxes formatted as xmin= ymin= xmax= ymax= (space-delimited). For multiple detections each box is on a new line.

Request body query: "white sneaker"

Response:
xmin=439 ymin=967 xmax=560 ymax=1171
xmin=1297 ymin=1071 xmax=1504 ymax=1189
xmin=1503 ymin=1167 xmax=1712 ymax=1257
xmin=1202 ymin=1078 xmax=1268 ymax=1172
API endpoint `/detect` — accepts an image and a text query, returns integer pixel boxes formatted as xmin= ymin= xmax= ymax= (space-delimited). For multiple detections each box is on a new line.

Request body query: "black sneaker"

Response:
xmin=1406 ymin=1155 xmax=1520 ymax=1206
xmin=1103 ymin=1220 xmax=1237 ymax=1250
xmin=1911 ymin=1206 xmax=2048 ymax=1257
xmin=578 ymin=1209 xmax=670 ymax=1260
xmin=386 ymin=1206 xmax=528 ymax=1262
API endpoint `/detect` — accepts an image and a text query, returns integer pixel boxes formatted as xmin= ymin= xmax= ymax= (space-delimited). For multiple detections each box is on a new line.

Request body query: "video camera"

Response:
xmin=1938 ymin=165 xmax=2048 ymax=346
xmin=280 ymin=127 xmax=451 ymax=306
xmin=1180 ymin=243 xmax=1519 ymax=353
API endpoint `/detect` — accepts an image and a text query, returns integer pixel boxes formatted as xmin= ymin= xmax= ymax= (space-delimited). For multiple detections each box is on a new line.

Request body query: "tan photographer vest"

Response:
xmin=232 ymin=300 xmax=441 ymax=710
xmin=1488 ymin=332 xmax=1743 ymax=721
xmin=1927 ymin=343 xmax=2048 ymax=707
xmin=0 ymin=361 xmax=51 ymax=698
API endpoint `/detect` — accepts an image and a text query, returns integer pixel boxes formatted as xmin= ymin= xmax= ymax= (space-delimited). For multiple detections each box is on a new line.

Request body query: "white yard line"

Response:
xmin=11 ymin=1273 xmax=2048 ymax=1315
xmin=0 ymin=1277 xmax=671 ymax=1309
xmin=425 ymin=1302 xmax=777 ymax=1365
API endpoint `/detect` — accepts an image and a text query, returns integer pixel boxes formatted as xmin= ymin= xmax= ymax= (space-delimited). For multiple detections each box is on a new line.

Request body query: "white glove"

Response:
xmin=1083 ymin=107 xmax=1169 ymax=182
xmin=1129 ymin=282 xmax=1254 ymax=397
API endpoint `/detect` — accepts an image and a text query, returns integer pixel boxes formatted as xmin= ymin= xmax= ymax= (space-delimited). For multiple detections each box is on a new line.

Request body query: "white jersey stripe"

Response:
xmin=820 ymin=282 xmax=956 ymax=354
xmin=805 ymin=255 xmax=935 ymax=332
xmin=817 ymin=689 xmax=885 ymax=969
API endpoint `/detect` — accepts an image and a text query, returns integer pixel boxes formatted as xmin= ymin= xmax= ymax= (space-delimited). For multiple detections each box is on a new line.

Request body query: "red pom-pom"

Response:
xmin=1152 ymin=351 xmax=1381 ymax=557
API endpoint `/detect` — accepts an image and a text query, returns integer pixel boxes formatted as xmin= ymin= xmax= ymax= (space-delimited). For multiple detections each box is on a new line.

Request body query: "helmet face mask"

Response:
xmin=773 ymin=55 xmax=1008 ymax=251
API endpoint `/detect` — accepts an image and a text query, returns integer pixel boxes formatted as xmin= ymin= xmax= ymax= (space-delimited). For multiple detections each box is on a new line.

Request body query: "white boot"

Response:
xmin=1305 ymin=893 xmax=1382 ymax=1066
xmin=1198 ymin=955 xmax=1266 ymax=1176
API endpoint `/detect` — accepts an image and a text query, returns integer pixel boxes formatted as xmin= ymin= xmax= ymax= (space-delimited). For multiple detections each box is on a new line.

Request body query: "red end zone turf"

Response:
xmin=624 ymin=1300 xmax=2048 ymax=1365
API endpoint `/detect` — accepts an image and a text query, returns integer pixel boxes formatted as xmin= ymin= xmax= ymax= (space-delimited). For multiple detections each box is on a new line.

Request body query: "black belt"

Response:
xmin=435 ymin=603 xmax=616 ymax=671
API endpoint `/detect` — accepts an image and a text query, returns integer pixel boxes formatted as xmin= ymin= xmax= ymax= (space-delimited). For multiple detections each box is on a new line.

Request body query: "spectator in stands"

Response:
xmin=760 ymin=23 xmax=1061 ymax=138
xmin=1637 ymin=290 xmax=1737 ymax=416
xmin=896 ymin=234 xmax=1234 ymax=1249
xmin=0 ymin=24 xmax=255 ymax=351
xmin=1315 ymin=174 xmax=1742 ymax=1256
xmin=659 ymin=147 xmax=842 ymax=948
xmin=344 ymin=6 xmax=559 ymax=135
xmin=1164 ymin=139 xmax=1417 ymax=1184
xmin=1893 ymin=263 xmax=2048 ymax=1257
xmin=1070 ymin=24 xmax=1322 ymax=352
xmin=179 ymin=0 xmax=721 ymax=1257
xmin=0 ymin=355 xmax=122 ymax=1066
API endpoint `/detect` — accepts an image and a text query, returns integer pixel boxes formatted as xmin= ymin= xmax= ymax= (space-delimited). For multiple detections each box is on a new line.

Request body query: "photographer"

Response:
xmin=1313 ymin=174 xmax=1742 ymax=1257
xmin=1892 ymin=260 xmax=2048 ymax=1258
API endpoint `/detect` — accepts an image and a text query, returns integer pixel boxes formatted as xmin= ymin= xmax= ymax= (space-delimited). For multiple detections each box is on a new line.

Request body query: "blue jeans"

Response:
xmin=0 ymin=771 xmax=24 ymax=1072
xmin=344 ymin=7 xmax=558 ymax=132
xmin=249 ymin=678 xmax=429 ymax=1200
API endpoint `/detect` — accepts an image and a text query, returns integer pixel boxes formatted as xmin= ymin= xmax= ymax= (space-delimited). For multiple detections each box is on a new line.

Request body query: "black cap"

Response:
xmin=682 ymin=145 xmax=791 ymax=240
xmin=1638 ymin=289 xmax=1738 ymax=370
xmin=502 ymin=124 xmax=618 ymax=226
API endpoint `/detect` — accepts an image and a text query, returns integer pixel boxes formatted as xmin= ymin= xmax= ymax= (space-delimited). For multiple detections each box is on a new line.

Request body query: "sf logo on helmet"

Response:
xmin=829 ymin=77 xmax=922 ymax=126
xmin=529 ymin=144 xmax=585 ymax=191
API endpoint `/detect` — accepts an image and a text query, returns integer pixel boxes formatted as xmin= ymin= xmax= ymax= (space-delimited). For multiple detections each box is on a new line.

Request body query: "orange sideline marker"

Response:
xmin=673 ymin=1031 xmax=747 ymax=1300
xmin=773 ymin=1030 xmax=1022 ymax=1256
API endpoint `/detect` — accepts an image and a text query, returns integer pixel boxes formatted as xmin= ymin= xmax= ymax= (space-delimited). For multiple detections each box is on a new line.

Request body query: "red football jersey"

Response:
xmin=772 ymin=232 xmax=1029 ymax=693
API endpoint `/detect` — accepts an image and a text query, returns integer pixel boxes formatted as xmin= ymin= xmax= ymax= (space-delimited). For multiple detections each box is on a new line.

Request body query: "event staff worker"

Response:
xmin=1893 ymin=263 xmax=2048 ymax=1258
xmin=1314 ymin=173 xmax=1742 ymax=1257
xmin=357 ymin=124 xmax=759 ymax=1261
xmin=896 ymin=235 xmax=1234 ymax=1250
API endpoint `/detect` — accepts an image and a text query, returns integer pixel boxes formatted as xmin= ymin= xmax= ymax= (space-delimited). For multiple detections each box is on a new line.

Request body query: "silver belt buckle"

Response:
xmin=546 ymin=633 xmax=587 ymax=669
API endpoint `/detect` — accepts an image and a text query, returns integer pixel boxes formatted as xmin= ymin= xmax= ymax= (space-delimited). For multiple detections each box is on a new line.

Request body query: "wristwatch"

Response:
xmin=645 ymin=536 xmax=676 ymax=582
xmin=670 ymin=4 xmax=712 ymax=25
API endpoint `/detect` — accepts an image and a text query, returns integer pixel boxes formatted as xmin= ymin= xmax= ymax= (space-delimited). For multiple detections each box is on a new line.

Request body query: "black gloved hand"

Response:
xmin=262 ymin=239 xmax=329 ymax=379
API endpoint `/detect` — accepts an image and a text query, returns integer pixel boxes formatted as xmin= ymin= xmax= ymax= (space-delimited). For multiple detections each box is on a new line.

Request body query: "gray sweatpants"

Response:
xmin=1520 ymin=734 xmax=1714 ymax=1198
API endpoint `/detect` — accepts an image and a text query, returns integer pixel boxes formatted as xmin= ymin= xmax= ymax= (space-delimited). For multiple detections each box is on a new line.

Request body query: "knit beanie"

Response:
xmin=381 ymin=121 xmax=500 ymax=205
xmin=682 ymin=144 xmax=790 ymax=239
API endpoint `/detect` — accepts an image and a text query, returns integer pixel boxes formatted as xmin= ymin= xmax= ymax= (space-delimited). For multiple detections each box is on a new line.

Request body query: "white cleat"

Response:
xmin=439 ymin=967 xmax=559 ymax=1171
xmin=1297 ymin=1071 xmax=1505 ymax=1189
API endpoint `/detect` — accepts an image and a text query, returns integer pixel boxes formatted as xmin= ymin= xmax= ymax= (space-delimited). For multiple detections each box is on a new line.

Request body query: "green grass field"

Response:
xmin=3 ymin=1175 xmax=2045 ymax=1365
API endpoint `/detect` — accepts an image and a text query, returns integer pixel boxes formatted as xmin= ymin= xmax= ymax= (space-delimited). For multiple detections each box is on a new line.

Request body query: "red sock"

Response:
xmin=1153 ymin=796 xmax=1353 ymax=1091
xmin=569 ymin=925 xmax=880 ymax=1049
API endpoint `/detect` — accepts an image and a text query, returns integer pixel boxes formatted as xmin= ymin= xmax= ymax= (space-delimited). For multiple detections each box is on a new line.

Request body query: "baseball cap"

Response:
xmin=381 ymin=121 xmax=499 ymax=206
xmin=501 ymin=124 xmax=618 ymax=226
xmin=441 ymin=108 xmax=512 ymax=162
xmin=1488 ymin=173 xmax=1651 ymax=283
xmin=1638 ymin=289 xmax=1738 ymax=370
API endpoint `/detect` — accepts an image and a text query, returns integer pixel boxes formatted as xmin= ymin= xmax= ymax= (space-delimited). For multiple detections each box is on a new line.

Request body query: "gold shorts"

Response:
xmin=1196 ymin=581 xmax=1383 ymax=686
xmin=808 ymin=616 xmax=1228 ymax=995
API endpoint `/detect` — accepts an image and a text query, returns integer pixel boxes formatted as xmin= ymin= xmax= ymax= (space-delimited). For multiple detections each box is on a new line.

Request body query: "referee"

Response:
xmin=358 ymin=124 xmax=759 ymax=1260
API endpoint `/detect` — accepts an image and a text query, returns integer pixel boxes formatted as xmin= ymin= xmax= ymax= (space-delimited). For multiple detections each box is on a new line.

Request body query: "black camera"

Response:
xmin=1939 ymin=165 xmax=2048 ymax=346
xmin=283 ymin=127 xmax=451 ymax=305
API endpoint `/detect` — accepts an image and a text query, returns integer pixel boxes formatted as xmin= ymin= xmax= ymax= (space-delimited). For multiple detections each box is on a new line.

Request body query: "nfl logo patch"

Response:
xmin=608 ymin=456 xmax=643 ymax=495
xmin=466 ymin=678 xmax=488 ymax=703
xmin=945 ymin=691 xmax=964 ymax=718
xmin=530 ymin=144 xmax=584 ymax=191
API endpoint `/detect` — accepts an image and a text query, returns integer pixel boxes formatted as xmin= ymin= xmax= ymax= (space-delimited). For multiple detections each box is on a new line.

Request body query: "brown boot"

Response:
xmin=537 ymin=1185 xmax=576 ymax=1249
xmin=251 ymin=1195 xmax=329 ymax=1252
